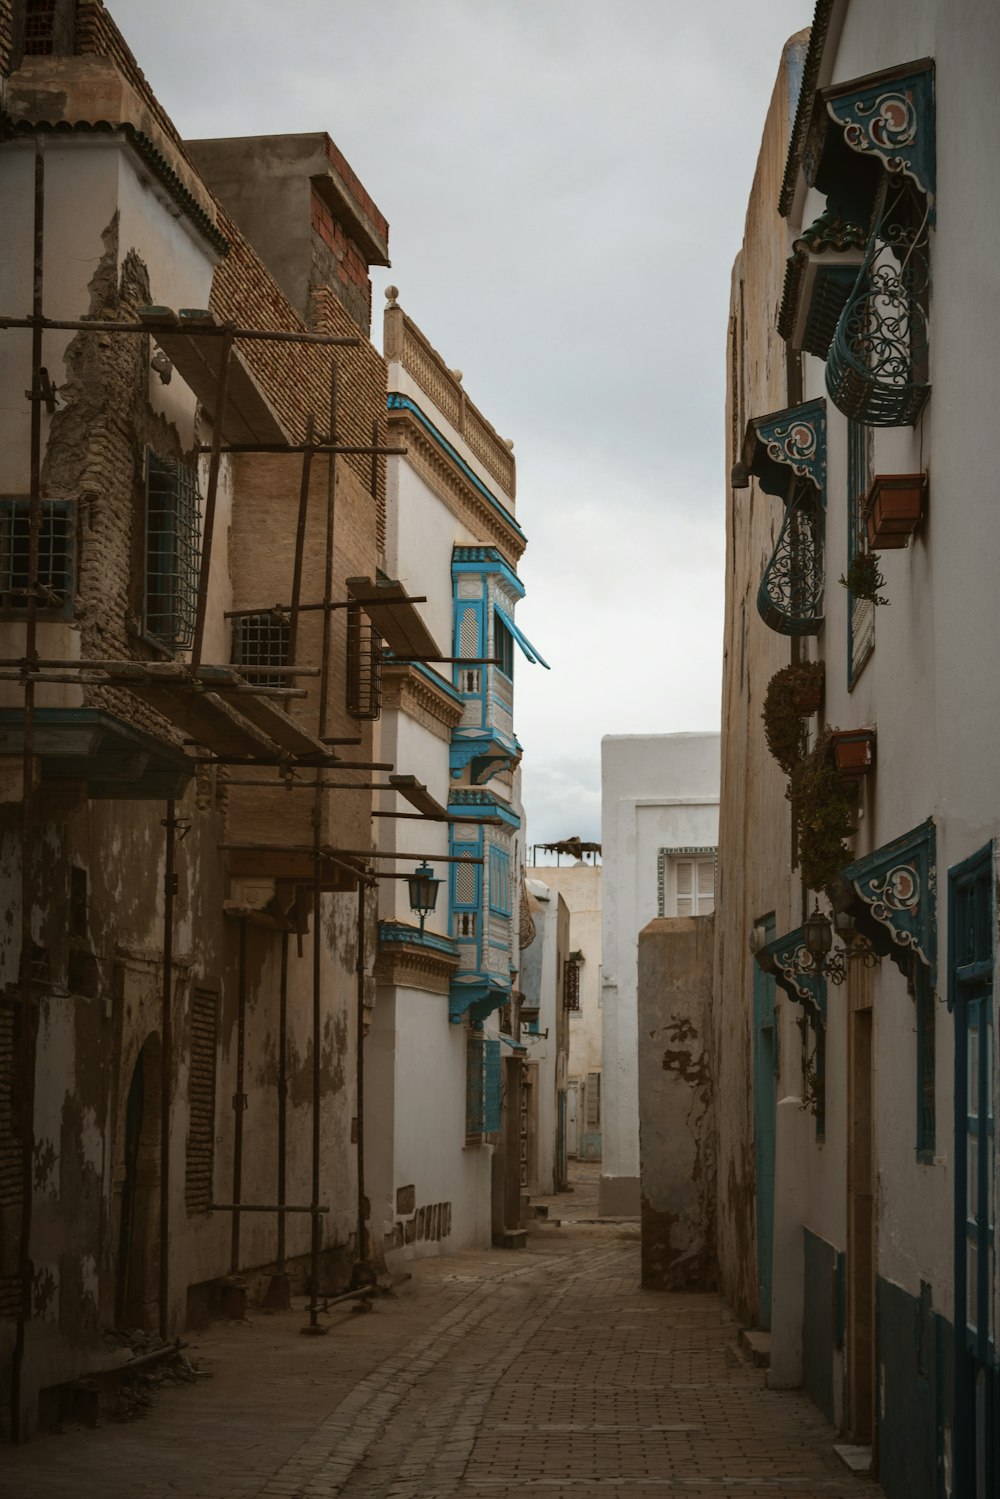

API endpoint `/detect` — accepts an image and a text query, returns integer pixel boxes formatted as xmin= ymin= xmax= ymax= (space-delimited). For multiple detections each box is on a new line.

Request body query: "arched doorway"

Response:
xmin=115 ymin=1034 xmax=162 ymax=1330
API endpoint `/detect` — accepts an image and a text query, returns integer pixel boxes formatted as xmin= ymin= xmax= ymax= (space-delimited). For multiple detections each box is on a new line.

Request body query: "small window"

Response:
xmin=466 ymin=1035 xmax=500 ymax=1137
xmin=494 ymin=611 xmax=514 ymax=680
xmin=186 ymin=988 xmax=219 ymax=1214
xmin=232 ymin=612 xmax=289 ymax=688
xmin=145 ymin=452 xmax=201 ymax=651
xmin=0 ymin=497 xmax=75 ymax=618
xmin=584 ymin=1071 xmax=601 ymax=1129
xmin=671 ymin=856 xmax=715 ymax=916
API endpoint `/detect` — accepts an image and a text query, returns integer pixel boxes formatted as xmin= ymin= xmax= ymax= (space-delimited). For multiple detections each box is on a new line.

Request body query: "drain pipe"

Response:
xmin=355 ymin=882 xmax=369 ymax=1275
xmin=229 ymin=919 xmax=248 ymax=1274
xmin=158 ymin=799 xmax=177 ymax=1340
xmin=276 ymin=929 xmax=289 ymax=1274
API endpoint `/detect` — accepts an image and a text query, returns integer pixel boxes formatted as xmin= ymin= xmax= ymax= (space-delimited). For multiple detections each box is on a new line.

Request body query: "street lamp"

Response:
xmin=804 ymin=904 xmax=834 ymax=967
xmin=407 ymin=862 xmax=441 ymax=935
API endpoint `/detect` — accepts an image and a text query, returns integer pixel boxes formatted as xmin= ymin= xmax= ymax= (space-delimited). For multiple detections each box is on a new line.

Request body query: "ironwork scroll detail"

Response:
xmin=757 ymin=479 xmax=824 ymax=637
xmin=826 ymin=180 xmax=930 ymax=427
xmin=750 ymin=399 xmax=827 ymax=495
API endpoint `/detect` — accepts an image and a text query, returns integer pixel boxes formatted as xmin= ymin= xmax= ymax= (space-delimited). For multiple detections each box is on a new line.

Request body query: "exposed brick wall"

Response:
xmin=311 ymin=187 xmax=373 ymax=326
xmin=73 ymin=0 xmax=186 ymax=154
xmin=324 ymin=137 xmax=388 ymax=246
xmin=210 ymin=210 xmax=387 ymax=544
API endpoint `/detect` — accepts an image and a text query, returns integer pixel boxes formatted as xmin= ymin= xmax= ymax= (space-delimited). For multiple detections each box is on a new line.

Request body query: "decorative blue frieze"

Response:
xmin=387 ymin=395 xmax=525 ymax=540
xmin=825 ymin=65 xmax=935 ymax=208
xmin=452 ymin=545 xmax=525 ymax=599
xmin=840 ymin=818 xmax=937 ymax=985
xmin=448 ymin=736 xmax=521 ymax=782
xmin=744 ymin=399 xmax=827 ymax=499
xmin=756 ymin=925 xmax=826 ymax=1022
xmin=449 ymin=788 xmax=522 ymax=830
xmin=377 ymin=920 xmax=458 ymax=959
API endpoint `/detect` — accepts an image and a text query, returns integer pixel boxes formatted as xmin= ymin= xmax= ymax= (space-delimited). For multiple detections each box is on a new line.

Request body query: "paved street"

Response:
xmin=4 ymin=1165 xmax=881 ymax=1499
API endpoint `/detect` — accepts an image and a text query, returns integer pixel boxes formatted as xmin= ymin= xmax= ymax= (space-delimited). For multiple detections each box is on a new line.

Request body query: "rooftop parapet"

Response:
xmin=383 ymin=289 xmax=515 ymax=503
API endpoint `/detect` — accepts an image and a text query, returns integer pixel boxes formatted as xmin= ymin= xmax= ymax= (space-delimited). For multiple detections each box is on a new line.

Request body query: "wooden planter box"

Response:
xmin=864 ymin=473 xmax=927 ymax=550
xmin=830 ymin=728 xmax=876 ymax=779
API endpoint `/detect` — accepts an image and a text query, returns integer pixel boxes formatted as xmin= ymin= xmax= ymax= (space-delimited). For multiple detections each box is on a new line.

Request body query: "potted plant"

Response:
xmin=787 ymin=729 xmax=857 ymax=893
xmin=762 ymin=661 xmax=825 ymax=775
xmin=839 ymin=551 xmax=889 ymax=605
xmin=829 ymin=727 xmax=876 ymax=778
xmin=865 ymin=472 xmax=927 ymax=549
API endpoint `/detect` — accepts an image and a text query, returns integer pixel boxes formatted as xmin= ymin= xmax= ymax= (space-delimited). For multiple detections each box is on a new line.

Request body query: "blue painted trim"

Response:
xmin=449 ymin=975 xmax=512 ymax=1026
xmin=755 ymin=923 xmax=826 ymax=1022
xmin=494 ymin=603 xmax=550 ymax=669
xmin=377 ymin=920 xmax=458 ymax=958
xmin=452 ymin=545 xmax=526 ymax=600
xmin=382 ymin=651 xmax=464 ymax=706
xmin=449 ymin=790 xmax=522 ymax=830
xmin=747 ymin=398 xmax=827 ymax=499
xmin=387 ymin=394 xmax=525 ymax=540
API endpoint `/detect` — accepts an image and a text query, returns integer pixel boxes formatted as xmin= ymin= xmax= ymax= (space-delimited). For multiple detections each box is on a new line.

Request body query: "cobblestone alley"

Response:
xmin=3 ymin=1166 xmax=882 ymax=1499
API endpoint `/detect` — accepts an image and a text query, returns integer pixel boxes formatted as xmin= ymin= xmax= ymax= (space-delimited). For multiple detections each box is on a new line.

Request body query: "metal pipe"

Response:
xmin=355 ymin=883 xmax=368 ymax=1272
xmin=29 ymin=659 xmax=322 ymax=677
xmin=191 ymin=329 xmax=234 ymax=671
xmin=306 ymin=842 xmax=324 ymax=1332
xmin=0 ymin=316 xmax=359 ymax=347
xmin=230 ymin=919 xmax=248 ymax=1274
xmin=209 ymin=1203 xmax=327 ymax=1215
xmin=219 ymin=843 xmax=482 ymax=864
xmin=12 ymin=134 xmax=45 ymax=1446
xmin=287 ymin=413 xmax=315 ymax=675
xmin=276 ymin=931 xmax=289 ymax=1273
xmin=158 ymin=800 xmax=177 ymax=1340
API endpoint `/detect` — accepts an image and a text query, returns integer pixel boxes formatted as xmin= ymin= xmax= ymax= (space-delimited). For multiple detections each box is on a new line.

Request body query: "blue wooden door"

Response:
xmin=754 ymin=914 xmax=777 ymax=1331
xmin=951 ymin=846 xmax=997 ymax=1497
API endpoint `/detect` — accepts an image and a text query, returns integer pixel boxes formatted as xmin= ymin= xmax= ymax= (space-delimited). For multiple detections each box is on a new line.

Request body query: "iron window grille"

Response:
xmin=232 ymin=612 xmax=289 ymax=688
xmin=23 ymin=0 xmax=57 ymax=54
xmin=0 ymin=497 xmax=75 ymax=619
xmin=346 ymin=602 xmax=382 ymax=720
xmin=145 ymin=453 xmax=201 ymax=652
xmin=564 ymin=959 xmax=581 ymax=1012
xmin=465 ymin=1035 xmax=501 ymax=1136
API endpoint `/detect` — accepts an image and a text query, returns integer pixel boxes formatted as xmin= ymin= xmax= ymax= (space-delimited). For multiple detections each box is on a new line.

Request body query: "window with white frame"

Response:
xmin=658 ymin=846 xmax=716 ymax=917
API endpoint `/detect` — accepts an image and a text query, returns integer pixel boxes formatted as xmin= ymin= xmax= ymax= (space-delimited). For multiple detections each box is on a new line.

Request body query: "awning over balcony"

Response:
xmin=0 ymin=708 xmax=192 ymax=800
xmin=836 ymin=818 xmax=937 ymax=986
xmin=754 ymin=924 xmax=825 ymax=1023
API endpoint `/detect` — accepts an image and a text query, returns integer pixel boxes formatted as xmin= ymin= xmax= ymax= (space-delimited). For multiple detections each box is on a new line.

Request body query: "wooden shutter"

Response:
xmin=186 ymin=988 xmax=218 ymax=1214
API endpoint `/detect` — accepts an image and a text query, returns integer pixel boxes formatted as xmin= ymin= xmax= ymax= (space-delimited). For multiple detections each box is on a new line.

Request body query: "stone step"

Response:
xmin=738 ymin=1327 xmax=772 ymax=1368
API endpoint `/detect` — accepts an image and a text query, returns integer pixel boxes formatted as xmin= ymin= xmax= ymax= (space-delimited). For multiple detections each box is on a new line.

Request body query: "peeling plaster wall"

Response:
xmin=637 ymin=916 xmax=716 ymax=1291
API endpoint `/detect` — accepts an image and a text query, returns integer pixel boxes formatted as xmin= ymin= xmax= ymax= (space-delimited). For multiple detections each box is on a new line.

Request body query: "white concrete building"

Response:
xmin=537 ymin=864 xmax=603 ymax=1161
xmin=367 ymin=290 xmax=547 ymax=1260
xmin=600 ymin=734 xmax=720 ymax=1216
xmin=716 ymin=5 xmax=1000 ymax=1495
xmin=519 ymin=878 xmax=571 ymax=1197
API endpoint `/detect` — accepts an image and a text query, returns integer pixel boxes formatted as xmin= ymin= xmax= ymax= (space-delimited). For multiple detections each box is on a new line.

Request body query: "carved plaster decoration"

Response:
xmin=842 ymin=817 xmax=937 ymax=985
xmin=756 ymin=924 xmax=825 ymax=1022
xmin=746 ymin=398 xmax=828 ymax=498
xmin=826 ymin=66 xmax=936 ymax=207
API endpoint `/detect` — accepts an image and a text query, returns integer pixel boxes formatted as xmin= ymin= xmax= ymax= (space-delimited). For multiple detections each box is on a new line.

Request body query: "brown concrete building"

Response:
xmin=0 ymin=0 xmax=429 ymax=1441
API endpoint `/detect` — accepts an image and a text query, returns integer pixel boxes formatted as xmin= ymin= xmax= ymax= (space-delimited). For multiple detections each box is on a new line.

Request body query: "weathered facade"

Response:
xmin=537 ymin=862 xmax=603 ymax=1162
xmin=0 ymin=0 xmax=407 ymax=1441
xmin=716 ymin=5 xmax=1000 ymax=1495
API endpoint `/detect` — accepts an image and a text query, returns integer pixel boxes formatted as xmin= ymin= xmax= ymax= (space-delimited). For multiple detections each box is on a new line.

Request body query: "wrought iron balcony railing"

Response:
xmin=757 ymin=480 xmax=824 ymax=637
xmin=826 ymin=179 xmax=930 ymax=427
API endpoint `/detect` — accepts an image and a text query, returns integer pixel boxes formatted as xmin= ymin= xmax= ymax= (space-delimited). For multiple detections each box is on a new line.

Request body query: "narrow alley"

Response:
xmin=4 ymin=1165 xmax=880 ymax=1499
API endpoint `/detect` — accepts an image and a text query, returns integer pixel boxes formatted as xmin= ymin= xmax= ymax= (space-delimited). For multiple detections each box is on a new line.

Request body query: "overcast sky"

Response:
xmin=114 ymin=0 xmax=811 ymax=852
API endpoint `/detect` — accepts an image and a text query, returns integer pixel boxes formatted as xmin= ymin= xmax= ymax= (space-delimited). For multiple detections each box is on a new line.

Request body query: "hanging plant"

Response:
xmin=839 ymin=551 xmax=889 ymax=605
xmin=762 ymin=661 xmax=825 ymax=775
xmin=787 ymin=729 xmax=857 ymax=893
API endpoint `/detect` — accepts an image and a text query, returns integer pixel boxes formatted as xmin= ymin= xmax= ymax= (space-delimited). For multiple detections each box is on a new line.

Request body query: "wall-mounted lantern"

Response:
xmin=407 ymin=862 xmax=441 ymax=935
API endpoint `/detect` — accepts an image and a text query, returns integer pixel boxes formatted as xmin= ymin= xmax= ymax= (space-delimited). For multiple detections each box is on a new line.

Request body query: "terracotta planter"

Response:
xmin=829 ymin=728 xmax=876 ymax=778
xmin=864 ymin=472 xmax=927 ymax=550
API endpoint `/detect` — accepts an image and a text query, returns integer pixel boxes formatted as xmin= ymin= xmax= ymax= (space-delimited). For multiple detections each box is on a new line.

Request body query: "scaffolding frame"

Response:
xmin=1 ymin=134 xmax=479 ymax=1435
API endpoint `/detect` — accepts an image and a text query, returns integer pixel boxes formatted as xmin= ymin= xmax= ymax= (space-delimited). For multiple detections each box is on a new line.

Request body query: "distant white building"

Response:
xmin=538 ymin=863 xmax=603 ymax=1161
xmin=600 ymin=734 xmax=720 ymax=1215
xmin=518 ymin=878 xmax=571 ymax=1197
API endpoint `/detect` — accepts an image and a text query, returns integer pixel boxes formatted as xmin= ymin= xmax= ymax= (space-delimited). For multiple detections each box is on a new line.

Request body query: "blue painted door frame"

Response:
xmin=754 ymin=914 xmax=778 ymax=1332
xmin=951 ymin=844 xmax=998 ymax=1498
